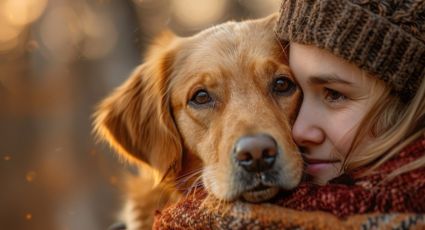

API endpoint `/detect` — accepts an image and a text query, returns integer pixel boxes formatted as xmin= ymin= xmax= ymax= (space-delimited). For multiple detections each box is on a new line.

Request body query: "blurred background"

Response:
xmin=0 ymin=0 xmax=280 ymax=229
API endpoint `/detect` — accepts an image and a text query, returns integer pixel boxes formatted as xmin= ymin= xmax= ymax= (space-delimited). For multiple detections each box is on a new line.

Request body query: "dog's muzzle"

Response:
xmin=233 ymin=134 xmax=280 ymax=202
xmin=234 ymin=134 xmax=277 ymax=173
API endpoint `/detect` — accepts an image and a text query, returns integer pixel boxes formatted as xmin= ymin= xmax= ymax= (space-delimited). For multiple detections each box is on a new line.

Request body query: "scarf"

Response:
xmin=153 ymin=138 xmax=425 ymax=229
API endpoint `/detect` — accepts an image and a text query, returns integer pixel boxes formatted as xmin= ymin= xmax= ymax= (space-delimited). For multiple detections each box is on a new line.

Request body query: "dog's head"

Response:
xmin=94 ymin=14 xmax=303 ymax=203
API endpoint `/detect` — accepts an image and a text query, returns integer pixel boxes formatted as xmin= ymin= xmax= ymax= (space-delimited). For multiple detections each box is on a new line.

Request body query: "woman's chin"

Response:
xmin=306 ymin=163 xmax=342 ymax=185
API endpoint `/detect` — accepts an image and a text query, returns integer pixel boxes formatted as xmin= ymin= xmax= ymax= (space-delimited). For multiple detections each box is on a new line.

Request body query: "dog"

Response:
xmin=94 ymin=14 xmax=303 ymax=230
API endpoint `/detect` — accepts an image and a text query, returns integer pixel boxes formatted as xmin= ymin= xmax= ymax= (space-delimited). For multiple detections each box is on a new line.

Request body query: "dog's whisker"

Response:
xmin=174 ymin=170 xmax=204 ymax=192
xmin=175 ymin=168 xmax=204 ymax=181
xmin=186 ymin=173 xmax=204 ymax=196
xmin=175 ymin=172 xmax=201 ymax=183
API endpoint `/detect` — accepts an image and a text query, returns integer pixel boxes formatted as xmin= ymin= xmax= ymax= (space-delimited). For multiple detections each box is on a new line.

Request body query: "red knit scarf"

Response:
xmin=154 ymin=138 xmax=425 ymax=229
xmin=277 ymin=137 xmax=425 ymax=217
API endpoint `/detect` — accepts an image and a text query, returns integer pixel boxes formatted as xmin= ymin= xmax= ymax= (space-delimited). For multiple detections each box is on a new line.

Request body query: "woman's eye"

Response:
xmin=272 ymin=75 xmax=296 ymax=95
xmin=190 ymin=89 xmax=212 ymax=105
xmin=324 ymin=88 xmax=347 ymax=103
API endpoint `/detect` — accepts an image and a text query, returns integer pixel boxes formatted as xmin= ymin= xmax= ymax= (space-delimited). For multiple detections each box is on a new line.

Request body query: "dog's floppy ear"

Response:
xmin=93 ymin=32 xmax=181 ymax=183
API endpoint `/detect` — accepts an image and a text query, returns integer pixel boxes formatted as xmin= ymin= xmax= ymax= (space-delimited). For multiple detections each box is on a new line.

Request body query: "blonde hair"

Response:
xmin=343 ymin=74 xmax=425 ymax=179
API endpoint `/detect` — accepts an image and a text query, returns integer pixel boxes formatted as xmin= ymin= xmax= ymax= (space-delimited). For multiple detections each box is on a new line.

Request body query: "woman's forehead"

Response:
xmin=289 ymin=43 xmax=365 ymax=84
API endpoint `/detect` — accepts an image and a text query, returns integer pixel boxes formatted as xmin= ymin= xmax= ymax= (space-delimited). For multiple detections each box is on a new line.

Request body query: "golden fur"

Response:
xmin=93 ymin=14 xmax=303 ymax=229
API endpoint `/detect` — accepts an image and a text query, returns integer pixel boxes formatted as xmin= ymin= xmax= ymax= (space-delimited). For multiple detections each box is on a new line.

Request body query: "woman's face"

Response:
xmin=289 ymin=42 xmax=385 ymax=185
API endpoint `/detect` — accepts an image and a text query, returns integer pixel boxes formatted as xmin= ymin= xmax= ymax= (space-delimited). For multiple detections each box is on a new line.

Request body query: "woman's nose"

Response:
xmin=292 ymin=103 xmax=324 ymax=146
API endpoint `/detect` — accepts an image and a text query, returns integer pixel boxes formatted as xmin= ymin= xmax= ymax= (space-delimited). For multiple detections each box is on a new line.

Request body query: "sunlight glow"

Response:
xmin=0 ymin=0 xmax=47 ymax=52
xmin=2 ymin=0 xmax=48 ymax=26
xmin=39 ymin=5 xmax=117 ymax=60
xmin=0 ymin=18 xmax=21 ymax=42
xmin=25 ymin=213 xmax=33 ymax=221
xmin=26 ymin=171 xmax=37 ymax=182
xmin=171 ymin=0 xmax=227 ymax=28
xmin=39 ymin=6 xmax=82 ymax=60
xmin=80 ymin=11 xmax=118 ymax=59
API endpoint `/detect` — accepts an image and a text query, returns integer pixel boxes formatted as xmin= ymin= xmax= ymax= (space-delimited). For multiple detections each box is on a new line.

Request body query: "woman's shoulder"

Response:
xmin=279 ymin=136 xmax=425 ymax=216
xmin=382 ymin=136 xmax=425 ymax=172
xmin=353 ymin=135 xmax=425 ymax=181
xmin=352 ymin=136 xmax=425 ymax=213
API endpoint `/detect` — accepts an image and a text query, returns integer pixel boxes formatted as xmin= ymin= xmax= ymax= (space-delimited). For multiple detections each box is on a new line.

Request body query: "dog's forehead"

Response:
xmin=172 ymin=20 xmax=282 ymax=77
xmin=167 ymin=17 xmax=290 ymax=103
xmin=191 ymin=21 xmax=277 ymax=60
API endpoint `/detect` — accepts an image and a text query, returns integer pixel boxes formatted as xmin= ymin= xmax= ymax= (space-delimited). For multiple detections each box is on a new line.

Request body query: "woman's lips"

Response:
xmin=304 ymin=158 xmax=340 ymax=164
xmin=303 ymin=158 xmax=340 ymax=175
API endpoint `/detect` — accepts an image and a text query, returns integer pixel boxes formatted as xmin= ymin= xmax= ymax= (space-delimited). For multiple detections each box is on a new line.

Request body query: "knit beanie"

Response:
xmin=275 ymin=0 xmax=425 ymax=101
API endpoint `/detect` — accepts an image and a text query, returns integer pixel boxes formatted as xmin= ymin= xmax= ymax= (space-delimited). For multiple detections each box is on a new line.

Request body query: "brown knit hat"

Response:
xmin=275 ymin=0 xmax=425 ymax=101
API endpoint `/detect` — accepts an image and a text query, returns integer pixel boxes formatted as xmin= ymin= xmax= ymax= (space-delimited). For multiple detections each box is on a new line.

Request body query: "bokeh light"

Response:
xmin=239 ymin=0 xmax=281 ymax=16
xmin=25 ymin=213 xmax=33 ymax=221
xmin=1 ymin=1 xmax=283 ymax=229
xmin=171 ymin=0 xmax=227 ymax=29
xmin=37 ymin=4 xmax=118 ymax=61
xmin=0 ymin=19 xmax=21 ymax=42
xmin=25 ymin=171 xmax=37 ymax=182
xmin=0 ymin=0 xmax=47 ymax=52
xmin=2 ymin=0 xmax=48 ymax=26
xmin=39 ymin=5 xmax=82 ymax=61
xmin=80 ymin=9 xmax=118 ymax=59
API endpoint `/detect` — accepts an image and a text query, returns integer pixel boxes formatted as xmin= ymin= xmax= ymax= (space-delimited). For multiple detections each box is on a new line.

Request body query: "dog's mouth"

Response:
xmin=241 ymin=184 xmax=279 ymax=203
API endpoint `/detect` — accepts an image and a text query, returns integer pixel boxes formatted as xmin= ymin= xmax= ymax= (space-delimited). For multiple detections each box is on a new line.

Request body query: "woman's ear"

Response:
xmin=93 ymin=33 xmax=182 ymax=183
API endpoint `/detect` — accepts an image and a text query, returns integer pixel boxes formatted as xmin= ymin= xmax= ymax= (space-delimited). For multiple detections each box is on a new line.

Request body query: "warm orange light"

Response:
xmin=26 ymin=171 xmax=37 ymax=182
xmin=171 ymin=0 xmax=227 ymax=28
xmin=39 ymin=6 xmax=81 ymax=60
xmin=0 ymin=19 xmax=22 ymax=42
xmin=81 ymin=11 xmax=117 ymax=59
xmin=3 ymin=155 xmax=11 ymax=161
xmin=25 ymin=213 xmax=32 ymax=220
xmin=0 ymin=38 xmax=20 ymax=52
xmin=2 ymin=0 xmax=48 ymax=27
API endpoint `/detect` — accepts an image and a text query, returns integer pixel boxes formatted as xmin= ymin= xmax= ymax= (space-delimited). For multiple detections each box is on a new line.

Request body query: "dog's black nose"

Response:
xmin=234 ymin=134 xmax=277 ymax=172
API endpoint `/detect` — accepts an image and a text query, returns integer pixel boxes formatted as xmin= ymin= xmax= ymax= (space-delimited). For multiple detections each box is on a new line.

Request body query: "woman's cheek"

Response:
xmin=330 ymin=115 xmax=359 ymax=157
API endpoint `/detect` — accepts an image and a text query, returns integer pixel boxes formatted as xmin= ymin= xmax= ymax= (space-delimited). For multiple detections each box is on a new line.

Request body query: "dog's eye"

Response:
xmin=190 ymin=89 xmax=212 ymax=106
xmin=272 ymin=75 xmax=296 ymax=95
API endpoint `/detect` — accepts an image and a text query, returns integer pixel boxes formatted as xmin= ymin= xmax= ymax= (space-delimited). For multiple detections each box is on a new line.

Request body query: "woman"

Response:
xmin=273 ymin=0 xmax=425 ymax=216
xmin=279 ymin=0 xmax=425 ymax=185
xmin=154 ymin=0 xmax=425 ymax=228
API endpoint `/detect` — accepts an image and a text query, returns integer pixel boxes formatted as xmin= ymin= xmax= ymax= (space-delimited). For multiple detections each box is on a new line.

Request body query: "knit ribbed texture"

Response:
xmin=275 ymin=0 xmax=425 ymax=101
xmin=153 ymin=137 xmax=425 ymax=229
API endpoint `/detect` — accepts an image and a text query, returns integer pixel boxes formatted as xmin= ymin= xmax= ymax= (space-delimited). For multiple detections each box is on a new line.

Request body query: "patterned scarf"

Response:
xmin=154 ymin=138 xmax=425 ymax=229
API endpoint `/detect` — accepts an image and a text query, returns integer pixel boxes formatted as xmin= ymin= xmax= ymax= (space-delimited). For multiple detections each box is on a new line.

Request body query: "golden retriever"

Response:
xmin=94 ymin=14 xmax=303 ymax=230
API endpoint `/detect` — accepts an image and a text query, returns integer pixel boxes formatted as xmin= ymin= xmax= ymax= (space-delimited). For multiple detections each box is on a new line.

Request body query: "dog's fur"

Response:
xmin=94 ymin=14 xmax=303 ymax=229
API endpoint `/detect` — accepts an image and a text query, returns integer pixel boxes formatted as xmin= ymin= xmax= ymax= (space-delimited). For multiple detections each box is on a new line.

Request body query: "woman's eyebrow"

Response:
xmin=308 ymin=74 xmax=352 ymax=85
